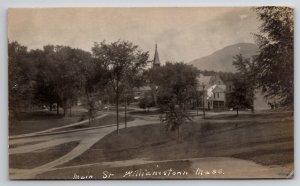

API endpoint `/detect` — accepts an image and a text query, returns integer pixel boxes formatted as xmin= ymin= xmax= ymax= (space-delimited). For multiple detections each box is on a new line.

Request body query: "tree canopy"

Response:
xmin=153 ymin=62 xmax=200 ymax=139
xmin=92 ymin=40 xmax=149 ymax=134
xmin=254 ymin=7 xmax=294 ymax=106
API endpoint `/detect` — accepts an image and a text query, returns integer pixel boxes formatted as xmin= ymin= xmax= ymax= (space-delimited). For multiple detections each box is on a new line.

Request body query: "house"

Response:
xmin=197 ymin=74 xmax=227 ymax=110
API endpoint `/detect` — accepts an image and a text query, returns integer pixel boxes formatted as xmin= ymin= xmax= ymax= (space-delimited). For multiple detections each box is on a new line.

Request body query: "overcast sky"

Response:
xmin=8 ymin=7 xmax=260 ymax=63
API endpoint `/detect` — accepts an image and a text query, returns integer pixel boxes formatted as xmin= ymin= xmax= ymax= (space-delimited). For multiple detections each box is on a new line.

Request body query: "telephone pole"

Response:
xmin=202 ymin=83 xmax=206 ymax=118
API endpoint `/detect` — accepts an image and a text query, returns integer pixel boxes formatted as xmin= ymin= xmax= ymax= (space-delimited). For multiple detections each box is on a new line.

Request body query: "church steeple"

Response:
xmin=153 ymin=43 xmax=160 ymax=67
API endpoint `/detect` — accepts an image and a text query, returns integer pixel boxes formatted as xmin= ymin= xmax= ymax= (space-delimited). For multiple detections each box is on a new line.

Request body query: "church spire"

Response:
xmin=153 ymin=43 xmax=160 ymax=67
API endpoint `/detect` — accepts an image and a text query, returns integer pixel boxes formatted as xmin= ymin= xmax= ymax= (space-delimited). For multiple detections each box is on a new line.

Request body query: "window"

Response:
xmin=217 ymin=93 xmax=219 ymax=98
xmin=214 ymin=93 xmax=216 ymax=98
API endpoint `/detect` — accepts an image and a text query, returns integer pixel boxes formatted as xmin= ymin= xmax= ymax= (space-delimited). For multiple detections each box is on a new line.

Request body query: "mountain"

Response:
xmin=189 ymin=43 xmax=259 ymax=72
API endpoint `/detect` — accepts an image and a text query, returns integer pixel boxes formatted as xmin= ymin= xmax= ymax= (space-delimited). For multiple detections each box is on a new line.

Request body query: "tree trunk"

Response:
xmin=50 ymin=104 xmax=52 ymax=112
xmin=236 ymin=107 xmax=239 ymax=116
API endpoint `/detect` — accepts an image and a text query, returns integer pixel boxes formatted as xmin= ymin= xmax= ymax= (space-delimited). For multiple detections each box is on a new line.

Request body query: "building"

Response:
xmin=197 ymin=74 xmax=227 ymax=110
xmin=132 ymin=86 xmax=152 ymax=101
xmin=153 ymin=43 xmax=160 ymax=68
xmin=133 ymin=44 xmax=160 ymax=102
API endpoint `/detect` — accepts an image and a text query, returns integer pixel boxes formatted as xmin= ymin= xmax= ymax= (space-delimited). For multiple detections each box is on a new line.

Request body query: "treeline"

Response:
xmin=9 ymin=40 xmax=148 ymax=127
xmin=8 ymin=40 xmax=201 ymax=136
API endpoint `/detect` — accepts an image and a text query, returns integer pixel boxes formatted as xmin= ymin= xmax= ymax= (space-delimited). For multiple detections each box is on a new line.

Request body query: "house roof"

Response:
xmin=197 ymin=74 xmax=212 ymax=86
xmin=211 ymin=85 xmax=226 ymax=92
xmin=206 ymin=85 xmax=226 ymax=100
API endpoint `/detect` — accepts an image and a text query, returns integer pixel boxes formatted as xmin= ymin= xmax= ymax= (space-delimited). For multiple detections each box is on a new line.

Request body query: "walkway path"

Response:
xmin=9 ymin=112 xmax=159 ymax=179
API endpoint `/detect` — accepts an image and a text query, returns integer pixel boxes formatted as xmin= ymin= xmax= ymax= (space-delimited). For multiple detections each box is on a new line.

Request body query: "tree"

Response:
xmin=34 ymin=45 xmax=90 ymax=116
xmin=138 ymin=94 xmax=154 ymax=112
xmin=154 ymin=62 xmax=200 ymax=140
xmin=228 ymin=77 xmax=253 ymax=116
xmin=92 ymin=40 xmax=149 ymax=135
xmin=55 ymin=46 xmax=87 ymax=116
xmin=81 ymin=55 xmax=109 ymax=125
xmin=143 ymin=67 xmax=162 ymax=106
xmin=8 ymin=41 xmax=35 ymax=118
xmin=254 ymin=7 xmax=294 ymax=106
xmin=31 ymin=48 xmax=57 ymax=112
xmin=232 ymin=54 xmax=256 ymax=112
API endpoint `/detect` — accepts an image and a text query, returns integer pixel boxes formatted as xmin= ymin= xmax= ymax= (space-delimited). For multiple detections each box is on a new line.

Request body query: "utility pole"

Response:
xmin=125 ymin=92 xmax=127 ymax=128
xmin=196 ymin=97 xmax=199 ymax=116
xmin=202 ymin=83 xmax=206 ymax=118
xmin=196 ymin=85 xmax=199 ymax=116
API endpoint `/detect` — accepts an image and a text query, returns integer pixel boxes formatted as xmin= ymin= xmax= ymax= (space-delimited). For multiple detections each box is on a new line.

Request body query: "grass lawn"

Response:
xmin=62 ymin=111 xmax=293 ymax=168
xmin=9 ymin=106 xmax=91 ymax=135
xmin=9 ymin=141 xmax=79 ymax=169
xmin=54 ymin=114 xmax=134 ymax=131
xmin=9 ymin=111 xmax=82 ymax=136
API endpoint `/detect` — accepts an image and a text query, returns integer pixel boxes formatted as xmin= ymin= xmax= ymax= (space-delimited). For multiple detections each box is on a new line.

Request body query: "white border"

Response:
xmin=1 ymin=1 xmax=298 ymax=186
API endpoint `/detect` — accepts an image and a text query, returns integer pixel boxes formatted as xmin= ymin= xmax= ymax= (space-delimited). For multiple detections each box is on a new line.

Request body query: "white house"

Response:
xmin=197 ymin=74 xmax=227 ymax=110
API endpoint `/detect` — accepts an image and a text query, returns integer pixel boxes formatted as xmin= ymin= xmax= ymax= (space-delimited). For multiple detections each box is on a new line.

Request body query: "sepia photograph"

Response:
xmin=8 ymin=7 xmax=294 ymax=179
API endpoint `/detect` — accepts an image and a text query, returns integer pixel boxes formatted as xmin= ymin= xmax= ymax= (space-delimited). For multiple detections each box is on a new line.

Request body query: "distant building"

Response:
xmin=197 ymin=74 xmax=227 ymax=110
xmin=133 ymin=44 xmax=160 ymax=102
xmin=153 ymin=43 xmax=160 ymax=67
xmin=132 ymin=86 xmax=152 ymax=100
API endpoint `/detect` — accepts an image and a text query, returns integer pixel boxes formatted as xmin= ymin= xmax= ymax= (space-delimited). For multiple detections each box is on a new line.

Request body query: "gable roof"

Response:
xmin=197 ymin=74 xmax=212 ymax=86
xmin=206 ymin=85 xmax=226 ymax=99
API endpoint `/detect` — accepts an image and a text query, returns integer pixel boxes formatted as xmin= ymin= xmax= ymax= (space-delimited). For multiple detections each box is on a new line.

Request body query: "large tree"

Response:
xmin=92 ymin=40 xmax=149 ymax=135
xmin=81 ymin=56 xmax=110 ymax=125
xmin=8 ymin=41 xmax=36 ymax=118
xmin=34 ymin=45 xmax=90 ymax=116
xmin=231 ymin=54 xmax=256 ymax=112
xmin=227 ymin=76 xmax=253 ymax=116
xmin=154 ymin=62 xmax=200 ymax=140
xmin=254 ymin=7 xmax=294 ymax=106
xmin=31 ymin=47 xmax=57 ymax=111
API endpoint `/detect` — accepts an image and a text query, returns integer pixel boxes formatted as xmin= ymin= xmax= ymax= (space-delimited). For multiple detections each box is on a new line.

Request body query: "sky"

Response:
xmin=8 ymin=7 xmax=261 ymax=63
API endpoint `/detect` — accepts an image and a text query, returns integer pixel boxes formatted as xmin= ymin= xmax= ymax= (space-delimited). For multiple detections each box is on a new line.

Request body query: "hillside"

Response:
xmin=189 ymin=43 xmax=258 ymax=72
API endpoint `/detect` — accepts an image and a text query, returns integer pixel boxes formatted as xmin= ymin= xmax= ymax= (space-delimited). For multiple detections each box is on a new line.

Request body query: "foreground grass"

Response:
xmin=9 ymin=107 xmax=88 ymax=135
xmin=62 ymin=111 xmax=293 ymax=168
xmin=9 ymin=141 xmax=79 ymax=169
